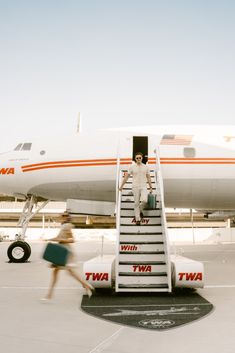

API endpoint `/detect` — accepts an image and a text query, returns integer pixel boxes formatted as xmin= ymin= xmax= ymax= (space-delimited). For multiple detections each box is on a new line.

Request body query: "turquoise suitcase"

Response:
xmin=147 ymin=193 xmax=156 ymax=209
xmin=42 ymin=242 xmax=70 ymax=266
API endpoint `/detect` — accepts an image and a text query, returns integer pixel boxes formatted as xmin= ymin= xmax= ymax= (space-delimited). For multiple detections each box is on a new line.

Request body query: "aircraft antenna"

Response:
xmin=77 ymin=112 xmax=82 ymax=133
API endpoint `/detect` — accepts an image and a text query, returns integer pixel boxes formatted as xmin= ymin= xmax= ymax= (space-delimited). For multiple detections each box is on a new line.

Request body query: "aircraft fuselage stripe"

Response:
xmin=21 ymin=157 xmax=235 ymax=172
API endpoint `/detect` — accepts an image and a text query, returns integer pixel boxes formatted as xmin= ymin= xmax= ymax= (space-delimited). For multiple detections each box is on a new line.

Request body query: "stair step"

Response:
xmin=119 ymin=244 xmax=164 ymax=252
xmin=121 ymin=204 xmax=160 ymax=210
xmin=121 ymin=199 xmax=160 ymax=204
xmin=119 ymin=272 xmax=167 ymax=277
xmin=119 ymin=234 xmax=164 ymax=242
xmin=122 ymin=187 xmax=157 ymax=192
xmin=120 ymin=215 xmax=161 ymax=223
xmin=118 ymin=275 xmax=168 ymax=285
xmin=120 ymin=220 xmax=161 ymax=226
xmin=120 ymin=215 xmax=160 ymax=218
xmin=118 ymin=264 xmax=167 ymax=272
xmin=118 ymin=284 xmax=169 ymax=289
xmin=120 ymin=225 xmax=163 ymax=233
xmin=127 ymin=174 xmax=156 ymax=178
xmin=120 ymin=232 xmax=163 ymax=236
xmin=119 ymin=254 xmax=166 ymax=262
xmin=119 ymin=241 xmax=163 ymax=244
xmin=119 ymin=251 xmax=165 ymax=255
xmin=121 ymin=196 xmax=160 ymax=202
xmin=121 ymin=190 xmax=157 ymax=196
xmin=125 ymin=177 xmax=156 ymax=182
xmin=120 ymin=209 xmax=161 ymax=217
xmin=121 ymin=169 xmax=156 ymax=173
xmin=119 ymin=261 xmax=166 ymax=265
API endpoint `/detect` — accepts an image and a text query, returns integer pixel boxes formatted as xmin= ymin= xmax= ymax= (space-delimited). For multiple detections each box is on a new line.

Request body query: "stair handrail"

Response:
xmin=115 ymin=135 xmax=121 ymax=291
xmin=155 ymin=146 xmax=172 ymax=292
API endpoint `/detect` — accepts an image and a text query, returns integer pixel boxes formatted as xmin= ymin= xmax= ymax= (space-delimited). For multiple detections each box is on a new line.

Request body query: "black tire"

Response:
xmin=7 ymin=241 xmax=31 ymax=263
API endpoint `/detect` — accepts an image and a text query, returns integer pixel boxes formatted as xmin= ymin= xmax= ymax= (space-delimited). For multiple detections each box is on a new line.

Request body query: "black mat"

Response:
xmin=81 ymin=289 xmax=214 ymax=331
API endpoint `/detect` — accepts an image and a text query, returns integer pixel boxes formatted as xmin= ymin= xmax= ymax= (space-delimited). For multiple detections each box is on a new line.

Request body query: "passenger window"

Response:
xmin=184 ymin=147 xmax=196 ymax=158
xmin=22 ymin=143 xmax=32 ymax=151
xmin=14 ymin=143 xmax=23 ymax=151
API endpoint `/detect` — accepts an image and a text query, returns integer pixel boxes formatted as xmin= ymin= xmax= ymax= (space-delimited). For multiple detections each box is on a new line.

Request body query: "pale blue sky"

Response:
xmin=1 ymin=0 xmax=235 ymax=148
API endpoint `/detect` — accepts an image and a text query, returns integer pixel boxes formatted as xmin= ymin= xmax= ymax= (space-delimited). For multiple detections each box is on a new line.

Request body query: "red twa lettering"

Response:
xmin=85 ymin=272 xmax=109 ymax=281
xmin=194 ymin=273 xmax=202 ymax=281
xmin=0 ymin=168 xmax=15 ymax=175
xmin=178 ymin=272 xmax=203 ymax=281
xmin=133 ymin=265 xmax=152 ymax=272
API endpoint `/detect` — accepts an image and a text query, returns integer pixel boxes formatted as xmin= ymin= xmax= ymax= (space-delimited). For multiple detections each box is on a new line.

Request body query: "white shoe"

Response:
xmin=85 ymin=284 xmax=95 ymax=298
xmin=86 ymin=288 xmax=93 ymax=298
xmin=40 ymin=297 xmax=51 ymax=303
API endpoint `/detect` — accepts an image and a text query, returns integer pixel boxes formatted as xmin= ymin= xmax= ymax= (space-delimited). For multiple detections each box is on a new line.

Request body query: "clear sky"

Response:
xmin=1 ymin=0 xmax=235 ymax=148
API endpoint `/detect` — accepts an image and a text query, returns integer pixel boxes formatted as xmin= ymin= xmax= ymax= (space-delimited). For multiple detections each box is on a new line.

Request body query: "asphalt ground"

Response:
xmin=0 ymin=239 xmax=235 ymax=353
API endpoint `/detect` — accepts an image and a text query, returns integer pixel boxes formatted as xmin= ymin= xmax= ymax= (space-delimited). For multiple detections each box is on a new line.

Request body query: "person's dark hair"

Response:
xmin=61 ymin=212 xmax=72 ymax=223
xmin=134 ymin=152 xmax=143 ymax=158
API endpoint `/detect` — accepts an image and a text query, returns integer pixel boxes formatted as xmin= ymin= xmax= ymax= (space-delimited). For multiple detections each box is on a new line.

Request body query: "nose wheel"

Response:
xmin=7 ymin=241 xmax=31 ymax=263
xmin=7 ymin=195 xmax=49 ymax=263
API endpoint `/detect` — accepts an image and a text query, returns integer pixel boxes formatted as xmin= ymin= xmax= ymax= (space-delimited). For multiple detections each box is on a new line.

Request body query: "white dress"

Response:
xmin=55 ymin=222 xmax=77 ymax=268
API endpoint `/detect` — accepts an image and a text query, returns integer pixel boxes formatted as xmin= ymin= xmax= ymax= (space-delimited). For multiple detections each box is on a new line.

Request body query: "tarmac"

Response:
xmin=1 ymin=237 xmax=235 ymax=353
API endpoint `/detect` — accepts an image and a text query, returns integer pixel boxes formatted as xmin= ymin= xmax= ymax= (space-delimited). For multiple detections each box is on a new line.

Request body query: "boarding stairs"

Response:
xmin=115 ymin=157 xmax=172 ymax=292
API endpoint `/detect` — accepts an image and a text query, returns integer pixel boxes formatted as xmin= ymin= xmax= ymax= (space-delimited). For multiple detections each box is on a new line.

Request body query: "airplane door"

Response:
xmin=133 ymin=136 xmax=148 ymax=164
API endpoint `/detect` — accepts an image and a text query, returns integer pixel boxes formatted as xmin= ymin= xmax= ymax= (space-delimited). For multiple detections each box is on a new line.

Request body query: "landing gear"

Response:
xmin=7 ymin=195 xmax=49 ymax=263
xmin=7 ymin=241 xmax=31 ymax=263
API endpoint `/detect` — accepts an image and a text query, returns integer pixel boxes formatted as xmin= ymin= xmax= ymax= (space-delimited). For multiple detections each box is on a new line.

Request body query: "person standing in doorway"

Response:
xmin=119 ymin=152 xmax=153 ymax=225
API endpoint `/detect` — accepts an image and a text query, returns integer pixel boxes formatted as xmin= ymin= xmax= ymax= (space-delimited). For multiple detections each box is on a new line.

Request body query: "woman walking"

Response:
xmin=42 ymin=212 xmax=94 ymax=301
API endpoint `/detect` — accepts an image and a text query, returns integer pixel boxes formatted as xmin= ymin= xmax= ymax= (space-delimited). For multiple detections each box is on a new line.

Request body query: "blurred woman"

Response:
xmin=42 ymin=212 xmax=94 ymax=301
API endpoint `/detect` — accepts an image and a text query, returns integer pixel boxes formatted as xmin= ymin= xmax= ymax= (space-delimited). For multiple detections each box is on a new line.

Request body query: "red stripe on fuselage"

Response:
xmin=21 ymin=157 xmax=235 ymax=172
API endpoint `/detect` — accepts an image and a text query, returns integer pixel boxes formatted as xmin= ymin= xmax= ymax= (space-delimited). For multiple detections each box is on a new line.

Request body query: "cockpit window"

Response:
xmin=14 ymin=143 xmax=32 ymax=151
xmin=14 ymin=143 xmax=23 ymax=151
xmin=22 ymin=143 xmax=32 ymax=151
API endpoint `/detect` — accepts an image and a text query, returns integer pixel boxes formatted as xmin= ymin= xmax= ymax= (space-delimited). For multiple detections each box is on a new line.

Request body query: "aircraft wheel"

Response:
xmin=7 ymin=241 xmax=31 ymax=263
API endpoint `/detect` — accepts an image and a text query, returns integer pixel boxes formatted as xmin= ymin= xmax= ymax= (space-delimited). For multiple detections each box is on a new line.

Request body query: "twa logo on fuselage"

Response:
xmin=0 ymin=168 xmax=15 ymax=175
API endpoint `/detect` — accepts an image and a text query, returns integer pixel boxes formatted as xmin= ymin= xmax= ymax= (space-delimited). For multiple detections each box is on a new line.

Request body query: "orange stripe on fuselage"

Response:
xmin=161 ymin=158 xmax=235 ymax=160
xmin=21 ymin=157 xmax=235 ymax=172
xmin=22 ymin=162 xmax=119 ymax=172
xmin=160 ymin=157 xmax=235 ymax=164
xmin=21 ymin=159 xmax=133 ymax=172
xmin=161 ymin=162 xmax=235 ymax=164
xmin=22 ymin=158 xmax=116 ymax=169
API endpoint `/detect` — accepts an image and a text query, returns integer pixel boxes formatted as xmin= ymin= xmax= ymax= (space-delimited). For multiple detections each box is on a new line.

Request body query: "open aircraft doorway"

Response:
xmin=132 ymin=136 xmax=148 ymax=164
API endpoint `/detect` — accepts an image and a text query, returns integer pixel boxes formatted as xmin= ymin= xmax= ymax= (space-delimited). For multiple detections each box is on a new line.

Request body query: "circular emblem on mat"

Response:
xmin=139 ymin=319 xmax=175 ymax=329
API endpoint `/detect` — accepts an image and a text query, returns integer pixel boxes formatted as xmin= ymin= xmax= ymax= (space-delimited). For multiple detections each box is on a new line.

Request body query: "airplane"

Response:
xmin=1 ymin=125 xmax=235 ymax=265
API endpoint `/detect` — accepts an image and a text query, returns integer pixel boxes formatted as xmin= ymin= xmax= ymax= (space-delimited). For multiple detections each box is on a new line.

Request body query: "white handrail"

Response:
xmin=115 ymin=135 xmax=121 ymax=292
xmin=115 ymin=132 xmax=122 ymax=210
xmin=155 ymin=146 xmax=172 ymax=292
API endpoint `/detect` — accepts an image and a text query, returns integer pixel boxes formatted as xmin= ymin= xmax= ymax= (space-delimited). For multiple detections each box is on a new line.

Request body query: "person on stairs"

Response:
xmin=119 ymin=152 xmax=153 ymax=225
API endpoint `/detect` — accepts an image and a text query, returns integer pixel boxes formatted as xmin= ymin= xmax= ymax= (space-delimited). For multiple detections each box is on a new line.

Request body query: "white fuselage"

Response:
xmin=1 ymin=128 xmax=235 ymax=210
